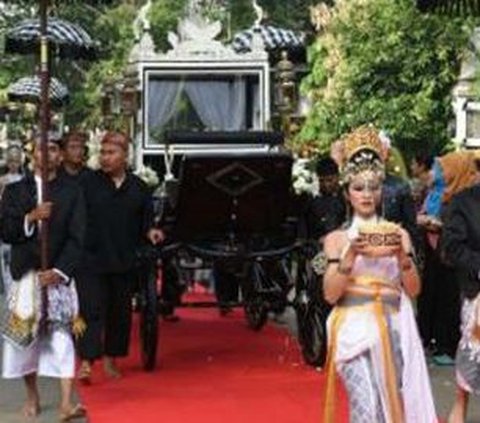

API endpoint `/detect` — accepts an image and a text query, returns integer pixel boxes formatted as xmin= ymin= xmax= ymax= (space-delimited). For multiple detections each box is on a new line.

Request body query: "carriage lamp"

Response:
xmin=120 ymin=68 xmax=139 ymax=141
xmin=120 ymin=69 xmax=139 ymax=117
xmin=275 ymin=51 xmax=297 ymax=141
xmin=466 ymin=102 xmax=480 ymax=144
xmin=120 ymin=83 xmax=136 ymax=117
xmin=275 ymin=50 xmax=296 ymax=115
xmin=101 ymin=78 xmax=114 ymax=127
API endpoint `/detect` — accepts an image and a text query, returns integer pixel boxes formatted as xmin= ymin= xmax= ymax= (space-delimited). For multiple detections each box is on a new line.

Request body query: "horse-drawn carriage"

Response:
xmin=123 ymin=2 xmax=328 ymax=371
xmin=136 ymin=132 xmax=328 ymax=371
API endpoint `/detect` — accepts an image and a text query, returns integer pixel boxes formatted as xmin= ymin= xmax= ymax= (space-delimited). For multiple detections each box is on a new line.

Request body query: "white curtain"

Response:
xmin=252 ymin=82 xmax=262 ymax=130
xmin=147 ymin=80 xmax=183 ymax=136
xmin=185 ymin=77 xmax=246 ymax=131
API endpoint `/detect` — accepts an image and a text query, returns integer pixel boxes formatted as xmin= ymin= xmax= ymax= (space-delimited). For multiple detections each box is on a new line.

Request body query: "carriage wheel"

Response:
xmin=244 ymin=295 xmax=268 ymax=331
xmin=295 ymin=300 xmax=327 ymax=367
xmin=140 ymin=265 xmax=159 ymax=371
xmin=294 ymin=250 xmax=329 ymax=368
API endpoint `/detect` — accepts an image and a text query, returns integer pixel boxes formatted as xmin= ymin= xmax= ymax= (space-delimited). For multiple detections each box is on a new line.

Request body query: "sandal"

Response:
xmin=59 ymin=403 xmax=87 ymax=422
xmin=104 ymin=358 xmax=122 ymax=379
xmin=22 ymin=401 xmax=40 ymax=418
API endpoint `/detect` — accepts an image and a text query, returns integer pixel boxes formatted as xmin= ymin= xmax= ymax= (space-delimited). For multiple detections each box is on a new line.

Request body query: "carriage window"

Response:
xmin=145 ymin=73 xmax=262 ymax=146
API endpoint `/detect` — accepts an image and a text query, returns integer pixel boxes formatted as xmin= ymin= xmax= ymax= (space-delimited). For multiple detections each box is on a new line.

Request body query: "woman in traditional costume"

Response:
xmin=321 ymin=126 xmax=437 ymax=422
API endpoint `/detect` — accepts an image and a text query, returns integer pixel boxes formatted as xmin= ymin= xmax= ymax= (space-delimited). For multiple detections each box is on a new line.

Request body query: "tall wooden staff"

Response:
xmin=39 ymin=0 xmax=50 ymax=326
xmin=39 ymin=0 xmax=50 ymax=270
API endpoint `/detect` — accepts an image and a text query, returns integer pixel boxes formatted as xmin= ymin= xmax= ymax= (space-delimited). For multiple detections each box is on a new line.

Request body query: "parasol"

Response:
xmin=7 ymin=75 xmax=69 ymax=107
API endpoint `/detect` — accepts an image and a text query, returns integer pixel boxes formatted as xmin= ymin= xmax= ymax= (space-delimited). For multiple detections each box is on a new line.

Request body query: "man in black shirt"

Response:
xmin=379 ymin=133 xmax=419 ymax=247
xmin=76 ymin=131 xmax=163 ymax=382
xmin=304 ymin=156 xmax=345 ymax=242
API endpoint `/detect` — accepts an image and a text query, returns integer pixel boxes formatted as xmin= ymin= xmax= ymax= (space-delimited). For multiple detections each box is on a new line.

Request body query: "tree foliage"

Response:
xmin=0 ymin=1 xmax=138 ymax=128
xmin=260 ymin=0 xmax=326 ymax=32
xmin=0 ymin=0 xmax=316 ymax=129
xmin=299 ymin=0 xmax=473 ymax=157
xmin=149 ymin=0 xmax=188 ymax=52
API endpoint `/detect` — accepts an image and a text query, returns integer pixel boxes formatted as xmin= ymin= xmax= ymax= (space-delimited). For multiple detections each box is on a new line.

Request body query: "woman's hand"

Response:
xmin=417 ymin=214 xmax=442 ymax=233
xmin=392 ymin=239 xmax=408 ymax=262
xmin=346 ymin=234 xmax=370 ymax=256
xmin=346 ymin=234 xmax=395 ymax=258
xmin=339 ymin=235 xmax=368 ymax=272
xmin=416 ymin=213 xmax=430 ymax=226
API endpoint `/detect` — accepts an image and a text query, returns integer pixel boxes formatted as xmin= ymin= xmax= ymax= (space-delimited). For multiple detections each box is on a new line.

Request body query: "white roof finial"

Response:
xmin=133 ymin=0 xmax=152 ymax=40
xmin=252 ymin=0 xmax=264 ymax=26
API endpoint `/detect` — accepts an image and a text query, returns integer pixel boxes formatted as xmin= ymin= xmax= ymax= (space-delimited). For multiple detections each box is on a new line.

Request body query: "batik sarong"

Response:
xmin=456 ymin=294 xmax=480 ymax=394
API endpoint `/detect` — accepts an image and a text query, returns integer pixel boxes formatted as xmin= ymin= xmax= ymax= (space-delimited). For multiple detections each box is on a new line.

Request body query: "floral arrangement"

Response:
xmin=134 ymin=164 xmax=160 ymax=188
xmin=292 ymin=158 xmax=318 ymax=196
xmin=86 ymin=128 xmax=104 ymax=170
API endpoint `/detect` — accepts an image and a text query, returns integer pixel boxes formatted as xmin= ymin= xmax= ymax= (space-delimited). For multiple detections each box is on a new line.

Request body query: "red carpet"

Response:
xmin=77 ymin=294 xmax=348 ymax=422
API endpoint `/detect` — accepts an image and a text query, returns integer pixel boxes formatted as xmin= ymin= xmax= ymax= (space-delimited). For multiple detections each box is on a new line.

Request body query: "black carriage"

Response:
xmin=136 ymin=134 xmax=329 ymax=371
xmin=119 ymin=0 xmax=326 ymax=372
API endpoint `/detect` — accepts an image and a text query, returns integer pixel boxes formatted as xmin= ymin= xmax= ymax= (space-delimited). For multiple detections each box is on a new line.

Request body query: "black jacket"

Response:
xmin=81 ymin=170 xmax=153 ymax=274
xmin=442 ymin=184 xmax=480 ymax=298
xmin=383 ymin=174 xmax=419 ymax=247
xmin=304 ymin=193 xmax=346 ymax=240
xmin=0 ymin=174 xmax=86 ymax=280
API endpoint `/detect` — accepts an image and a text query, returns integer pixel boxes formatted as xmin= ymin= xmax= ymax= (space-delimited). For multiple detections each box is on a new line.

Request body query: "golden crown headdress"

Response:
xmin=341 ymin=125 xmax=383 ymax=163
xmin=335 ymin=125 xmax=385 ymax=184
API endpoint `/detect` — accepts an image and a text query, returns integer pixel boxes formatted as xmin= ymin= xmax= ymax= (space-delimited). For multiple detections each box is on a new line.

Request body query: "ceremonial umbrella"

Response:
xmin=3 ymin=2 xmax=97 ymax=272
xmin=417 ymin=0 xmax=480 ymax=15
xmin=232 ymin=24 xmax=305 ymax=53
xmin=7 ymin=75 xmax=69 ymax=108
xmin=5 ymin=17 xmax=98 ymax=60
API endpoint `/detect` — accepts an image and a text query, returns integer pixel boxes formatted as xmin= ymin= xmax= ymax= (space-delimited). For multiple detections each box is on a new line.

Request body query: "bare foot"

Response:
xmin=104 ymin=358 xmax=122 ymax=379
xmin=21 ymin=399 xmax=40 ymax=419
xmin=448 ymin=405 xmax=465 ymax=423
xmin=59 ymin=403 xmax=86 ymax=421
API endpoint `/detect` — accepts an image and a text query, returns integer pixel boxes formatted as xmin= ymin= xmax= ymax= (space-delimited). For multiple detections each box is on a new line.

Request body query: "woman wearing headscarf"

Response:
xmin=442 ymin=150 xmax=480 ymax=423
xmin=418 ymin=151 xmax=478 ymax=365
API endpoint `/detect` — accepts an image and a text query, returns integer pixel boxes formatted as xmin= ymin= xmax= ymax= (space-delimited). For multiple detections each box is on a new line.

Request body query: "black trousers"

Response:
xmin=160 ymin=259 xmax=183 ymax=315
xmin=417 ymin=240 xmax=460 ymax=356
xmin=212 ymin=261 xmax=241 ymax=305
xmin=76 ymin=270 xmax=134 ymax=361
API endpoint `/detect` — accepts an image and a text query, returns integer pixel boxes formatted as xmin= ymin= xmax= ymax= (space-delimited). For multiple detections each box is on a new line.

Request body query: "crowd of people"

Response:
xmin=0 ymin=131 xmax=163 ymax=421
xmin=0 ymin=126 xmax=479 ymax=422
xmin=304 ymin=127 xmax=480 ymax=423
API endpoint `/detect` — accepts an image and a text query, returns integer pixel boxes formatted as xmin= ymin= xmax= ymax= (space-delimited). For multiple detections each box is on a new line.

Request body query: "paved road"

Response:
xmin=0 ymin=297 xmax=87 ymax=423
xmin=430 ymin=364 xmax=479 ymax=422
xmin=0 ymin=304 xmax=479 ymax=422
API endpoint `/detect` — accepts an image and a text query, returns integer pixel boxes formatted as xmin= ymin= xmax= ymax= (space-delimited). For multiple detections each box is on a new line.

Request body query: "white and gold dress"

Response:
xmin=324 ymin=217 xmax=437 ymax=423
